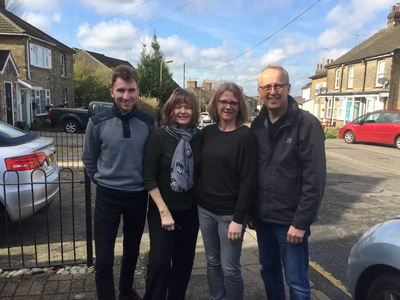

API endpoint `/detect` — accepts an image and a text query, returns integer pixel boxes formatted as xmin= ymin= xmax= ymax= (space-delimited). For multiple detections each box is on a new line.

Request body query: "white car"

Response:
xmin=201 ymin=112 xmax=212 ymax=123
xmin=0 ymin=121 xmax=59 ymax=226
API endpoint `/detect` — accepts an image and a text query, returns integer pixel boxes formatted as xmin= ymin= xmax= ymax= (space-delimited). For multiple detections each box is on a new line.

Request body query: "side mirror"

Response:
xmin=359 ymin=120 xmax=364 ymax=125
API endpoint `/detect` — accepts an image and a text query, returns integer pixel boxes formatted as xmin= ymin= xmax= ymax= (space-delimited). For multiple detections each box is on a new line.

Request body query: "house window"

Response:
xmin=315 ymin=82 xmax=320 ymax=95
xmin=348 ymin=66 xmax=354 ymax=88
xmin=376 ymin=60 xmax=385 ymax=86
xmin=327 ymin=98 xmax=332 ymax=119
xmin=35 ymin=89 xmax=51 ymax=116
xmin=60 ymin=54 xmax=66 ymax=76
xmin=335 ymin=69 xmax=340 ymax=89
xmin=30 ymin=43 xmax=52 ymax=69
xmin=338 ymin=99 xmax=345 ymax=119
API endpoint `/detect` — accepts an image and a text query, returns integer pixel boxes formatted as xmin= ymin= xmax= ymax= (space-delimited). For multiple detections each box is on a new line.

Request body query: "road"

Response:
xmin=308 ymin=139 xmax=400 ymax=299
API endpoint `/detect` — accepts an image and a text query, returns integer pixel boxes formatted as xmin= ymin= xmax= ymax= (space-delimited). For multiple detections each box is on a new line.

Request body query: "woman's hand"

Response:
xmin=160 ymin=211 xmax=175 ymax=231
xmin=228 ymin=221 xmax=243 ymax=242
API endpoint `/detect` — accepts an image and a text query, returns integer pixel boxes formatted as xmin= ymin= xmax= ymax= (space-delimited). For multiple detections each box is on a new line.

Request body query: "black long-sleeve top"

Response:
xmin=198 ymin=124 xmax=258 ymax=224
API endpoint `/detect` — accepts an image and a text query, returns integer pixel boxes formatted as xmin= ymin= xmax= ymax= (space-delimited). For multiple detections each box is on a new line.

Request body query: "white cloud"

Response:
xmin=200 ymin=40 xmax=237 ymax=61
xmin=52 ymin=13 xmax=61 ymax=22
xmin=22 ymin=13 xmax=52 ymax=34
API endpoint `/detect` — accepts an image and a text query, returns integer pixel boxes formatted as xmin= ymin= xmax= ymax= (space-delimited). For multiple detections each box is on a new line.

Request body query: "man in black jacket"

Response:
xmin=250 ymin=65 xmax=326 ymax=300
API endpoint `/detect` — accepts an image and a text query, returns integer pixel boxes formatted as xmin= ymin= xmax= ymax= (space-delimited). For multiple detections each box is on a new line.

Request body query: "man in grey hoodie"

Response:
xmin=82 ymin=65 xmax=156 ymax=300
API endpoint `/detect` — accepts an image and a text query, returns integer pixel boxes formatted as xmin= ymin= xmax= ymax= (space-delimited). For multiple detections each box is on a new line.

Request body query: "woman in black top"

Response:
xmin=198 ymin=82 xmax=258 ymax=300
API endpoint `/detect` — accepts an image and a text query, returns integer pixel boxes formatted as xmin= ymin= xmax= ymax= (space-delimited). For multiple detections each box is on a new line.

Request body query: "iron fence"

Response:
xmin=0 ymin=168 xmax=93 ymax=271
xmin=29 ymin=129 xmax=85 ymax=170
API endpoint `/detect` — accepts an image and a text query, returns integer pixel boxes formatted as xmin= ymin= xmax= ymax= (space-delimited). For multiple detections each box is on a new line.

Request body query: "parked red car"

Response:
xmin=338 ymin=110 xmax=400 ymax=149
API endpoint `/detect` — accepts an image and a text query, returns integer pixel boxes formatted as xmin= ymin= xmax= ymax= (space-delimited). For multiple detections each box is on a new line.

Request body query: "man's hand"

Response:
xmin=228 ymin=221 xmax=243 ymax=242
xmin=287 ymin=225 xmax=305 ymax=244
xmin=247 ymin=215 xmax=256 ymax=230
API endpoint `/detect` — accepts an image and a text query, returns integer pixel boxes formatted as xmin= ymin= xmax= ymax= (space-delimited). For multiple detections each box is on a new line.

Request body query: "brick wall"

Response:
xmin=0 ymin=36 xmax=27 ymax=77
xmin=389 ymin=52 xmax=400 ymax=109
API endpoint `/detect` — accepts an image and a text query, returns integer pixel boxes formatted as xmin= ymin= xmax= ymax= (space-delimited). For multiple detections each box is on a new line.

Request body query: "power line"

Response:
xmin=58 ymin=0 xmax=152 ymax=39
xmin=342 ymin=0 xmax=386 ymax=49
xmin=188 ymin=0 xmax=321 ymax=70
xmin=100 ymin=0 xmax=196 ymax=50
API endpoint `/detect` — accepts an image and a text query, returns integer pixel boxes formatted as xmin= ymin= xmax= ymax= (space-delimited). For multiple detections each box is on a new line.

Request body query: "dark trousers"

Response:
xmin=144 ymin=203 xmax=199 ymax=300
xmin=94 ymin=190 xmax=148 ymax=300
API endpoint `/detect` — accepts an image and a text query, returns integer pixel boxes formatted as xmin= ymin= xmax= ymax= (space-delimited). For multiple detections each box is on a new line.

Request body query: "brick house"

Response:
xmin=0 ymin=50 xmax=19 ymax=124
xmin=324 ymin=5 xmax=400 ymax=127
xmin=0 ymin=0 xmax=74 ymax=128
xmin=186 ymin=78 xmax=215 ymax=110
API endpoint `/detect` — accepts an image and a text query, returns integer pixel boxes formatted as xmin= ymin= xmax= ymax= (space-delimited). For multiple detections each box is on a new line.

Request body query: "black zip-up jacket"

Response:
xmin=250 ymin=96 xmax=326 ymax=230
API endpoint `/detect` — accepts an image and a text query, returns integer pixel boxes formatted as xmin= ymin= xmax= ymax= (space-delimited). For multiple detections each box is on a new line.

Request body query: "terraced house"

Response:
xmin=0 ymin=0 xmax=74 ymax=129
xmin=322 ymin=5 xmax=400 ymax=127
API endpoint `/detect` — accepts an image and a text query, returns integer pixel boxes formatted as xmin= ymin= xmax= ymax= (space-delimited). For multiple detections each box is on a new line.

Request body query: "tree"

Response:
xmin=74 ymin=61 xmax=112 ymax=107
xmin=137 ymin=33 xmax=175 ymax=120
xmin=5 ymin=0 xmax=24 ymax=17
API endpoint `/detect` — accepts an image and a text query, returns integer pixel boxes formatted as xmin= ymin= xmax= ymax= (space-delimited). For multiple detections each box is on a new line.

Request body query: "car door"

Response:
xmin=375 ymin=112 xmax=398 ymax=144
xmin=356 ymin=112 xmax=381 ymax=142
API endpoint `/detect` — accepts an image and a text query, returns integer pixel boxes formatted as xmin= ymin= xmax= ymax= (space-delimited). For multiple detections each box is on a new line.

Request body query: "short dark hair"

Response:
xmin=208 ymin=82 xmax=249 ymax=127
xmin=163 ymin=88 xmax=200 ymax=128
xmin=112 ymin=65 xmax=139 ymax=88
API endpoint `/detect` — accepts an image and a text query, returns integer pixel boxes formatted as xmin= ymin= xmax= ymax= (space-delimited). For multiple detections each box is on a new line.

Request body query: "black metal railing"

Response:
xmin=29 ymin=130 xmax=85 ymax=170
xmin=0 ymin=168 xmax=93 ymax=270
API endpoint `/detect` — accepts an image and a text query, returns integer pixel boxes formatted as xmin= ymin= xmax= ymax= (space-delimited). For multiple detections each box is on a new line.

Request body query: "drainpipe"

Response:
xmin=26 ymin=37 xmax=31 ymax=80
xmin=362 ymin=60 xmax=366 ymax=91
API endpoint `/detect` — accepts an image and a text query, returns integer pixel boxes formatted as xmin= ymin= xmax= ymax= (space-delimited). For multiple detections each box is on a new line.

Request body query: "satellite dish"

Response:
xmin=378 ymin=77 xmax=389 ymax=85
xmin=320 ymin=87 xmax=327 ymax=93
xmin=315 ymin=89 xmax=320 ymax=94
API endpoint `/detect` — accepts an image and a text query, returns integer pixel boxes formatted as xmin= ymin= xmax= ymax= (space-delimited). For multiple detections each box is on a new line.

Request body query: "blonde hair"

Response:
xmin=208 ymin=82 xmax=249 ymax=126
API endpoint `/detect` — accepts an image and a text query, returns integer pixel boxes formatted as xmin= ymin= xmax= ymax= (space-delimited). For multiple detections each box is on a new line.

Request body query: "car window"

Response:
xmin=352 ymin=115 xmax=366 ymax=124
xmin=91 ymin=104 xmax=101 ymax=113
xmin=0 ymin=122 xmax=27 ymax=139
xmin=363 ymin=113 xmax=381 ymax=123
xmin=102 ymin=104 xmax=113 ymax=112
xmin=394 ymin=113 xmax=400 ymax=123
xmin=380 ymin=113 xmax=397 ymax=123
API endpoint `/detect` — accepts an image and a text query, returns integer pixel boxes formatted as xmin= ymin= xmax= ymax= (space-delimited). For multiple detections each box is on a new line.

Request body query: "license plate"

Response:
xmin=47 ymin=154 xmax=55 ymax=166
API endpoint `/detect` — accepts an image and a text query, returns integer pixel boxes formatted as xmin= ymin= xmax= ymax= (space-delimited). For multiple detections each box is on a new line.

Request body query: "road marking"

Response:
xmin=326 ymin=154 xmax=400 ymax=176
xmin=309 ymin=261 xmax=352 ymax=297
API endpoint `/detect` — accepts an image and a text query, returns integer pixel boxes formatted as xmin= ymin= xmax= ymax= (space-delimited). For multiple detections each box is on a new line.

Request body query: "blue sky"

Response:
xmin=20 ymin=0 xmax=390 ymax=96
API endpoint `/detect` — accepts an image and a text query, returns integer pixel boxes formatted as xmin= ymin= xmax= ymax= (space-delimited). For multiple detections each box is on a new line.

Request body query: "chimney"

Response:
xmin=330 ymin=59 xmax=333 ymax=64
xmin=0 ymin=0 xmax=5 ymax=9
xmin=326 ymin=59 xmax=329 ymax=66
xmin=187 ymin=78 xmax=197 ymax=89
xmin=315 ymin=64 xmax=323 ymax=74
xmin=387 ymin=5 xmax=400 ymax=30
xmin=202 ymin=80 xmax=212 ymax=90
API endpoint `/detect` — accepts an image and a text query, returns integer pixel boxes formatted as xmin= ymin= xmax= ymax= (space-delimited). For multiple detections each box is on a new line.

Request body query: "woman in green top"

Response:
xmin=143 ymin=88 xmax=201 ymax=300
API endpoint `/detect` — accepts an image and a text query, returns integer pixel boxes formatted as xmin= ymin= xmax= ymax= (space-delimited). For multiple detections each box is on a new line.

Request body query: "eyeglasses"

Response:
xmin=218 ymin=100 xmax=239 ymax=108
xmin=259 ymin=83 xmax=287 ymax=92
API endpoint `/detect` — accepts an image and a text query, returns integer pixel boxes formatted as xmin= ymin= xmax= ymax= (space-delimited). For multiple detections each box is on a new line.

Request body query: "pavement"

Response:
xmin=0 ymin=224 xmax=331 ymax=300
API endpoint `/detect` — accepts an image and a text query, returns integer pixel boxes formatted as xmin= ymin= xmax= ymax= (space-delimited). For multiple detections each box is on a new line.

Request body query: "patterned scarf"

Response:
xmin=166 ymin=123 xmax=196 ymax=192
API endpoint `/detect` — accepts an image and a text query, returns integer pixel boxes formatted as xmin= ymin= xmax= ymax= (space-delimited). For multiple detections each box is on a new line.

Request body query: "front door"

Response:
xmin=345 ymin=102 xmax=352 ymax=124
xmin=5 ymin=82 xmax=13 ymax=125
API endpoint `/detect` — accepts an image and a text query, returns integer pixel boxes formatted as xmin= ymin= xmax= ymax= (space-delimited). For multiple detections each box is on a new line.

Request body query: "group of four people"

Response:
xmin=82 ymin=64 xmax=326 ymax=300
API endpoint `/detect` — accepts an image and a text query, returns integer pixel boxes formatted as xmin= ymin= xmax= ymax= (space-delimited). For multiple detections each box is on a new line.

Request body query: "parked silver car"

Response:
xmin=0 ymin=121 xmax=59 ymax=225
xmin=201 ymin=112 xmax=212 ymax=123
xmin=348 ymin=215 xmax=400 ymax=300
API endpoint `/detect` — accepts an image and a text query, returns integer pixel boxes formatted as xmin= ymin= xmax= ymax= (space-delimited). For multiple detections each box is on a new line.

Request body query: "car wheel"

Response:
xmin=395 ymin=136 xmax=400 ymax=150
xmin=63 ymin=120 xmax=78 ymax=133
xmin=344 ymin=131 xmax=355 ymax=144
xmin=366 ymin=273 xmax=400 ymax=300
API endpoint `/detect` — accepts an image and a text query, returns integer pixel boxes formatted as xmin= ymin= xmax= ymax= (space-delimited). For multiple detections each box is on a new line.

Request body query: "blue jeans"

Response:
xmin=255 ymin=219 xmax=311 ymax=300
xmin=198 ymin=205 xmax=247 ymax=300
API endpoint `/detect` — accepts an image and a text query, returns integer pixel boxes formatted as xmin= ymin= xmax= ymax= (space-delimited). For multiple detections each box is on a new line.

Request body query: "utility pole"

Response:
xmin=183 ymin=63 xmax=185 ymax=89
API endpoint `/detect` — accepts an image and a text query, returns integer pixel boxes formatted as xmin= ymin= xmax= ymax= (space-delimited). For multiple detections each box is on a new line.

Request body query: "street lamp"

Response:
xmin=160 ymin=60 xmax=173 ymax=86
